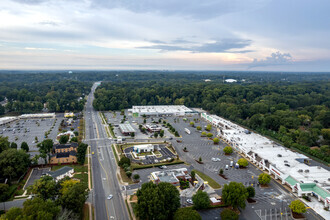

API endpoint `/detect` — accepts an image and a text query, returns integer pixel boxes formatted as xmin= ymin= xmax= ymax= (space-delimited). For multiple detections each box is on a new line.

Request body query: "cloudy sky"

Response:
xmin=0 ymin=0 xmax=329 ymax=71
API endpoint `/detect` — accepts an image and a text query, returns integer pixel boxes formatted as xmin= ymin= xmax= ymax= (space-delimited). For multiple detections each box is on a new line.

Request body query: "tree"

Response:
xmin=174 ymin=207 xmax=201 ymax=220
xmin=70 ymin=137 xmax=78 ymax=142
xmin=190 ymin=121 xmax=195 ymax=127
xmin=0 ymin=149 xmax=31 ymax=180
xmin=118 ymin=156 xmax=131 ymax=167
xmin=206 ymin=133 xmax=213 ymax=138
xmin=191 ymin=171 xmax=195 ymax=181
xmin=21 ymin=141 xmax=29 ymax=152
xmin=35 ymin=136 xmax=38 ymax=143
xmin=77 ymin=143 xmax=88 ymax=164
xmin=175 ymin=131 xmax=179 ymax=137
xmin=29 ymin=176 xmax=58 ymax=200
xmin=126 ymin=171 xmax=132 ymax=178
xmin=160 ymin=130 xmax=164 ymax=138
xmin=22 ymin=197 xmax=61 ymax=219
xmin=219 ymin=169 xmax=224 ymax=175
xmin=205 ymin=124 xmax=212 ymax=131
xmin=0 ymin=136 xmax=10 ymax=153
xmin=196 ymin=126 xmax=201 ymax=131
xmin=154 ymin=132 xmax=159 ymax=138
xmin=136 ymin=182 xmax=180 ymax=220
xmin=59 ymin=135 xmax=69 ymax=144
xmin=10 ymin=142 xmax=17 ymax=149
xmin=38 ymin=139 xmax=53 ymax=154
xmin=0 ymin=183 xmax=9 ymax=202
xmin=246 ymin=186 xmax=255 ymax=198
xmin=0 ymin=207 xmax=23 ymax=220
xmin=59 ymin=182 xmax=88 ymax=214
xmin=199 ymin=156 xmax=202 ymax=162
xmin=220 ymin=208 xmax=239 ymax=220
xmin=192 ymin=190 xmax=210 ymax=209
xmin=223 ymin=146 xmax=233 ymax=154
xmin=133 ymin=174 xmax=140 ymax=181
xmin=289 ymin=200 xmax=306 ymax=214
xmin=258 ymin=173 xmax=271 ymax=185
xmin=222 ymin=182 xmax=248 ymax=209
xmin=130 ymin=132 xmax=135 ymax=137
xmin=59 ymin=179 xmax=80 ymax=195
xmin=237 ymin=158 xmax=248 ymax=167
xmin=213 ymin=137 xmax=220 ymax=144
xmin=201 ymin=132 xmax=206 ymax=137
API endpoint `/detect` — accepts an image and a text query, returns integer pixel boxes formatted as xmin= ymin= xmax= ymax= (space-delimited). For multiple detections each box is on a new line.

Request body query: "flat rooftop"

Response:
xmin=119 ymin=123 xmax=135 ymax=133
xmin=206 ymin=113 xmax=330 ymax=186
xmin=130 ymin=105 xmax=194 ymax=113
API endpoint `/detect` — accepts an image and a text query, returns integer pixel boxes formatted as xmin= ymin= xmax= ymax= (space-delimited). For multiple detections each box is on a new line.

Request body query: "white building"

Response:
xmin=133 ymin=144 xmax=154 ymax=153
xmin=201 ymin=112 xmax=330 ymax=210
xmin=128 ymin=105 xmax=196 ymax=117
xmin=19 ymin=113 xmax=55 ymax=119
xmin=145 ymin=124 xmax=162 ymax=132
xmin=225 ymin=79 xmax=237 ymax=83
xmin=46 ymin=166 xmax=74 ymax=182
xmin=57 ymin=130 xmax=75 ymax=139
xmin=0 ymin=117 xmax=18 ymax=126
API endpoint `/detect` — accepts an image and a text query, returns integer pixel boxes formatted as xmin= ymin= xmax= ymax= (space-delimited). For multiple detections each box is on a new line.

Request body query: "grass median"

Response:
xmin=192 ymin=169 xmax=221 ymax=189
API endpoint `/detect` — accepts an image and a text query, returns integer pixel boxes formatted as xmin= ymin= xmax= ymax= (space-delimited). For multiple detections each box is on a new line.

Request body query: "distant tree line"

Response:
xmin=0 ymin=80 xmax=91 ymax=114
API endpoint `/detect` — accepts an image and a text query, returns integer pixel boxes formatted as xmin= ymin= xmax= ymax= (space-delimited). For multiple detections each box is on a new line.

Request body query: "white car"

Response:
xmin=107 ymin=194 xmax=113 ymax=200
xmin=211 ymin=158 xmax=221 ymax=162
xmin=186 ymin=199 xmax=193 ymax=204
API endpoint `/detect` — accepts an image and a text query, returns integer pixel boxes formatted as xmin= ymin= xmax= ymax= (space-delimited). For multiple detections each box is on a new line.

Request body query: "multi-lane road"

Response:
xmin=85 ymin=82 xmax=129 ymax=220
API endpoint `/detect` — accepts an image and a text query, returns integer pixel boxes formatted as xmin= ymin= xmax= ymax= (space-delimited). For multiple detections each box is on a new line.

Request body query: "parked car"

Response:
xmin=186 ymin=199 xmax=193 ymax=204
xmin=225 ymin=165 xmax=229 ymax=170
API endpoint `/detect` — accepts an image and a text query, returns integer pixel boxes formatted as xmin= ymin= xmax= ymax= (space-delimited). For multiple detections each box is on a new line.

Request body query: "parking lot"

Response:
xmin=0 ymin=116 xmax=63 ymax=151
xmin=123 ymin=144 xmax=176 ymax=164
xmin=24 ymin=167 xmax=51 ymax=189
xmin=104 ymin=111 xmax=175 ymax=140
xmin=123 ymin=114 xmax=304 ymax=219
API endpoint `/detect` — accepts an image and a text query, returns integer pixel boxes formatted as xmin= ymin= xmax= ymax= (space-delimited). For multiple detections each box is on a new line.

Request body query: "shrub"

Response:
xmin=258 ymin=173 xmax=271 ymax=185
xmin=126 ymin=171 xmax=132 ymax=178
xmin=118 ymin=157 xmax=131 ymax=168
xmin=220 ymin=208 xmax=238 ymax=220
xmin=223 ymin=146 xmax=233 ymax=154
xmin=289 ymin=200 xmax=306 ymax=214
xmin=206 ymin=133 xmax=213 ymax=138
xmin=246 ymin=186 xmax=255 ymax=198
xmin=133 ymin=174 xmax=140 ymax=180
xmin=237 ymin=158 xmax=248 ymax=167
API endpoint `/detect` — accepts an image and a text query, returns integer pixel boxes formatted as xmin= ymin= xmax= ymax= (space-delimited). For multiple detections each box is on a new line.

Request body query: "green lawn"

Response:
xmin=111 ymin=145 xmax=119 ymax=163
xmin=192 ymin=169 xmax=221 ymax=189
xmin=73 ymin=173 xmax=88 ymax=188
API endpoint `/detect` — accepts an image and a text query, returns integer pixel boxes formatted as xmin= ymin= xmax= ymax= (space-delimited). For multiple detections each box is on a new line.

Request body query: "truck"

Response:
xmin=185 ymin=128 xmax=191 ymax=134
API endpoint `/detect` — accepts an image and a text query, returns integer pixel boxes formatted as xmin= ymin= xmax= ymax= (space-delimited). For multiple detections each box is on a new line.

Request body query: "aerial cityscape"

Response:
xmin=0 ymin=1 xmax=330 ymax=220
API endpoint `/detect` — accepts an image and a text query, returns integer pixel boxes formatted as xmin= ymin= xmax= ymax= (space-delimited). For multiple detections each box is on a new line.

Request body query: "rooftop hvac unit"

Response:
xmin=298 ymin=169 xmax=303 ymax=172
xmin=277 ymin=154 xmax=282 ymax=157
xmin=317 ymin=166 xmax=321 ymax=169
xmin=304 ymin=169 xmax=309 ymax=173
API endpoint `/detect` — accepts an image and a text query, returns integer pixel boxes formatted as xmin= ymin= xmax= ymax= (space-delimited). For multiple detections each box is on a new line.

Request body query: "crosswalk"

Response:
xmin=255 ymin=207 xmax=291 ymax=220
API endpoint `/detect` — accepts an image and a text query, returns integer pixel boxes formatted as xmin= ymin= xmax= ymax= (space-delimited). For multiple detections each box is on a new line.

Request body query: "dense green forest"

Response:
xmin=93 ymin=80 xmax=330 ymax=163
xmin=0 ymin=73 xmax=92 ymax=114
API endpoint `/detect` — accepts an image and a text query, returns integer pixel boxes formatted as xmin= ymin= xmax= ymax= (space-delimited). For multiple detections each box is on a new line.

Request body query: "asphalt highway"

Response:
xmin=85 ymin=82 xmax=129 ymax=220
